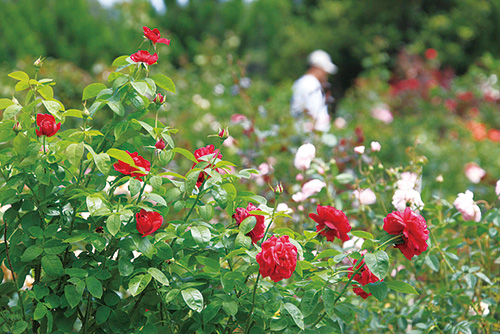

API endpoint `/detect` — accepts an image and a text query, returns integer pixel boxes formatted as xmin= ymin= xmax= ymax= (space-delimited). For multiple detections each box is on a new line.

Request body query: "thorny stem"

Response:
xmin=259 ymin=197 xmax=279 ymax=245
xmin=243 ymin=273 xmax=261 ymax=334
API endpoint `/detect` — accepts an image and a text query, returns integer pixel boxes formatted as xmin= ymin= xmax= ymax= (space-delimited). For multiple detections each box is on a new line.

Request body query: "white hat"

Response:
xmin=308 ymin=50 xmax=337 ymax=74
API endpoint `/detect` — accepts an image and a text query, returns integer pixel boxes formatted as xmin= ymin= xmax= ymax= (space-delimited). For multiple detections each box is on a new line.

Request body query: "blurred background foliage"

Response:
xmin=1 ymin=0 xmax=500 ymax=202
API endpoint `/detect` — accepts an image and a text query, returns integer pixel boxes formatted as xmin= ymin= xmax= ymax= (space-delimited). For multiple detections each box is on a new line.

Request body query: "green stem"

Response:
xmin=259 ymin=197 xmax=279 ymax=245
xmin=82 ymin=293 xmax=92 ymax=334
xmin=244 ymin=273 xmax=261 ymax=334
xmin=376 ymin=234 xmax=404 ymax=251
xmin=429 ymin=228 xmax=455 ymax=274
xmin=183 ymin=179 xmax=206 ymax=223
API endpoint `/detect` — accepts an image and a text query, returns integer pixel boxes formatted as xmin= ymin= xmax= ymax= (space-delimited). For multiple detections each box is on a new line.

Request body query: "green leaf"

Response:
xmin=322 ymin=288 xmax=337 ymax=317
xmin=350 ymin=230 xmax=374 ymax=240
xmin=301 ymin=289 xmax=319 ymax=317
xmin=333 ymin=303 xmax=356 ymax=323
xmin=314 ymin=249 xmax=341 ymax=260
xmin=164 ymin=187 xmax=181 ymax=203
xmin=64 ymin=285 xmax=83 ymax=308
xmin=3 ymin=104 xmax=22 ymax=120
xmin=284 ymin=302 xmax=304 ymax=330
xmin=96 ymin=305 xmax=111 ymax=325
xmin=106 ymin=215 xmax=121 ymax=236
xmin=39 ymin=85 xmax=54 ymax=100
xmin=41 ymin=255 xmax=64 ymax=277
xmin=475 ymin=272 xmax=493 ymax=285
xmin=112 ymin=55 xmax=130 ymax=67
xmin=66 ymin=143 xmax=85 ymax=166
xmin=129 ymin=274 xmax=152 ymax=297
xmin=145 ymin=193 xmax=167 ymax=206
xmin=199 ymin=205 xmax=214 ymax=221
xmin=203 ymin=301 xmax=222 ymax=323
xmin=181 ymin=288 xmax=204 ymax=313
xmin=94 ymin=153 xmax=111 ymax=174
xmin=367 ymin=281 xmax=388 ymax=301
xmin=83 ymin=83 xmax=107 ymax=100
xmin=239 ymin=216 xmax=256 ymax=235
xmin=172 ymin=147 xmax=197 ymax=163
xmin=65 ymin=268 xmax=89 ymax=278
xmin=129 ymin=178 xmax=142 ymax=197
xmin=21 ymin=245 xmax=43 ymax=262
xmin=106 ymin=148 xmax=136 ymax=166
xmin=108 ymin=101 xmax=124 ymax=116
xmin=119 ymin=257 xmax=134 ymax=277
xmin=385 ymin=281 xmax=419 ymax=294
xmin=13 ymin=133 xmax=29 ymax=155
xmin=42 ymin=100 xmax=62 ymax=113
xmin=364 ymin=250 xmax=389 ymax=280
xmin=191 ymin=226 xmax=211 ymax=245
xmin=148 ymin=268 xmax=169 ymax=286
xmin=12 ymin=321 xmax=29 ymax=334
xmin=131 ymin=81 xmax=149 ymax=96
xmin=33 ymin=303 xmax=47 ymax=320
xmin=86 ymin=276 xmax=103 ymax=299
xmin=152 ymin=73 xmax=176 ymax=93
xmin=425 ymin=254 xmax=440 ymax=272
xmin=150 ymin=175 xmax=163 ymax=190
xmin=0 ymin=98 xmax=14 ymax=110
xmin=8 ymin=71 xmax=29 ymax=82
xmin=235 ymin=233 xmax=252 ymax=249
xmin=334 ymin=173 xmax=355 ymax=185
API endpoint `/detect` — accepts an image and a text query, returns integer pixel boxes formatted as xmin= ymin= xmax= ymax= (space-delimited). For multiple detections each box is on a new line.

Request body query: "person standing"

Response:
xmin=290 ymin=50 xmax=337 ymax=133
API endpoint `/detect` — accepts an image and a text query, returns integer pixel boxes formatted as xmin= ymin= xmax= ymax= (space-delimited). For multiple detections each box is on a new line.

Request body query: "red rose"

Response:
xmin=232 ymin=203 xmax=266 ymax=244
xmin=155 ymin=138 xmax=166 ymax=150
xmin=256 ymin=235 xmax=297 ymax=282
xmin=192 ymin=144 xmax=223 ymax=188
xmin=130 ymin=50 xmax=158 ymax=65
xmin=143 ymin=26 xmax=171 ymax=46
xmin=309 ymin=205 xmax=351 ymax=242
xmin=136 ymin=209 xmax=163 ymax=237
xmin=35 ymin=113 xmax=61 ymax=137
xmin=425 ymin=48 xmax=438 ymax=60
xmin=348 ymin=258 xmax=382 ymax=299
xmin=383 ymin=207 xmax=429 ymax=260
xmin=113 ymin=151 xmax=151 ymax=181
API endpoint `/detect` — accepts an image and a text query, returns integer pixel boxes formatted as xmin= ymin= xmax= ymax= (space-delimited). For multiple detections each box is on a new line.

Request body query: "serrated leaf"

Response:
xmin=172 ymin=147 xmax=198 ymax=163
xmin=350 ymin=230 xmax=373 ymax=240
xmin=64 ymin=285 xmax=83 ymax=308
xmin=21 ymin=245 xmax=43 ymax=262
xmin=385 ymin=280 xmax=419 ymax=294
xmin=239 ymin=216 xmax=256 ymax=235
xmin=145 ymin=193 xmax=167 ymax=206
xmin=8 ymin=71 xmax=29 ymax=82
xmin=152 ymin=73 xmax=176 ymax=93
xmin=148 ymin=268 xmax=169 ymax=286
xmin=191 ymin=226 xmax=211 ymax=245
xmin=41 ymin=255 xmax=64 ymax=277
xmin=364 ymin=250 xmax=389 ymax=280
xmin=284 ymin=302 xmax=304 ymax=330
xmin=367 ymin=281 xmax=388 ymax=301
xmin=0 ymin=98 xmax=14 ymax=110
xmin=86 ymin=276 xmax=103 ymax=299
xmin=129 ymin=274 xmax=152 ymax=297
xmin=181 ymin=288 xmax=203 ymax=312
xmin=106 ymin=215 xmax=121 ymax=236
xmin=83 ymin=83 xmax=107 ymax=100
xmin=314 ymin=249 xmax=341 ymax=260
xmin=66 ymin=142 xmax=85 ymax=166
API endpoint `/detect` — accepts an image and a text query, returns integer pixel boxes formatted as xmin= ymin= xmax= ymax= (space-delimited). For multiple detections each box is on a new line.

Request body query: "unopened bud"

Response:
xmin=153 ymin=93 xmax=165 ymax=104
xmin=13 ymin=121 xmax=22 ymax=132
xmin=274 ymin=182 xmax=283 ymax=195
xmin=82 ymin=107 xmax=90 ymax=118
xmin=34 ymin=57 xmax=44 ymax=69
xmin=155 ymin=138 xmax=166 ymax=150
xmin=436 ymin=175 xmax=444 ymax=183
xmin=218 ymin=127 xmax=229 ymax=141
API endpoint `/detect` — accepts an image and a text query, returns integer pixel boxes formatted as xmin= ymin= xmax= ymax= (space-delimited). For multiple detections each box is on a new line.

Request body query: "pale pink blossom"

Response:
xmin=296 ymin=173 xmax=304 ymax=181
xmin=353 ymin=188 xmax=377 ymax=206
xmin=277 ymin=203 xmax=293 ymax=214
xmin=334 ymin=117 xmax=347 ymax=129
xmin=454 ymin=190 xmax=481 ymax=222
xmin=370 ymin=141 xmax=381 ymax=152
xmin=354 ymin=146 xmax=365 ymax=154
xmin=292 ymin=179 xmax=326 ymax=202
xmin=294 ymin=143 xmax=316 ymax=170
xmin=496 ymin=180 xmax=500 ymax=199
xmin=258 ymin=162 xmax=271 ymax=175
xmin=223 ymin=135 xmax=237 ymax=148
xmin=342 ymin=236 xmax=364 ymax=250
xmin=371 ymin=104 xmax=393 ymax=124
xmin=298 ymin=205 xmax=304 ymax=211
xmin=230 ymin=114 xmax=248 ymax=123
xmin=392 ymin=189 xmax=424 ymax=212
xmin=465 ymin=163 xmax=486 ymax=184
xmin=396 ymin=172 xmax=419 ymax=190
xmin=317 ymin=166 xmax=325 ymax=175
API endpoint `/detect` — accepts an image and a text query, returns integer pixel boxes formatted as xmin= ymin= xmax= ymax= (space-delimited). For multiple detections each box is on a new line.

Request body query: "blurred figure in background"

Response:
xmin=290 ymin=50 xmax=337 ymax=133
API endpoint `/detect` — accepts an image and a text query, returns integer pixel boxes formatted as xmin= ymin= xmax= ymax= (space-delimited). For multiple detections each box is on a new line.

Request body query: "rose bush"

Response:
xmin=0 ymin=27 xmax=498 ymax=334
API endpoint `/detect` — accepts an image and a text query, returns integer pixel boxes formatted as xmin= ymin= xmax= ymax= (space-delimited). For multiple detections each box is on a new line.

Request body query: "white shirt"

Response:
xmin=290 ymin=74 xmax=331 ymax=132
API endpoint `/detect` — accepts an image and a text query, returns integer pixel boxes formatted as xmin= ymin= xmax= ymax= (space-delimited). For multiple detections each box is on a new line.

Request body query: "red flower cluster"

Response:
xmin=383 ymin=207 xmax=429 ymax=260
xmin=348 ymin=258 xmax=382 ymax=299
xmin=256 ymin=235 xmax=297 ymax=282
xmin=232 ymin=203 xmax=266 ymax=244
xmin=192 ymin=145 xmax=222 ymax=188
xmin=113 ymin=151 xmax=151 ymax=181
xmin=130 ymin=50 xmax=158 ymax=65
xmin=136 ymin=209 xmax=163 ymax=237
xmin=425 ymin=48 xmax=438 ymax=60
xmin=309 ymin=205 xmax=351 ymax=242
xmin=143 ymin=26 xmax=171 ymax=46
xmin=35 ymin=114 xmax=61 ymax=137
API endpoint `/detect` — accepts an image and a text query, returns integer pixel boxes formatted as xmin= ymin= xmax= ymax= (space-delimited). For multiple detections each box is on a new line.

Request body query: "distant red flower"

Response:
xmin=309 ymin=205 xmax=351 ymax=242
xmin=192 ymin=145 xmax=223 ymax=188
xmin=425 ymin=48 xmax=438 ymax=60
xmin=130 ymin=50 xmax=158 ymax=65
xmin=488 ymin=129 xmax=500 ymax=142
xmin=256 ymin=235 xmax=297 ymax=282
xmin=457 ymin=91 xmax=474 ymax=102
xmin=232 ymin=203 xmax=266 ymax=244
xmin=113 ymin=151 xmax=151 ymax=180
xmin=444 ymin=99 xmax=457 ymax=111
xmin=143 ymin=26 xmax=171 ymax=46
xmin=136 ymin=209 xmax=163 ymax=237
xmin=35 ymin=114 xmax=61 ymax=137
xmin=383 ymin=207 xmax=429 ymax=260
xmin=467 ymin=121 xmax=487 ymax=141
xmin=155 ymin=138 xmax=166 ymax=150
xmin=348 ymin=257 xmax=382 ymax=299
